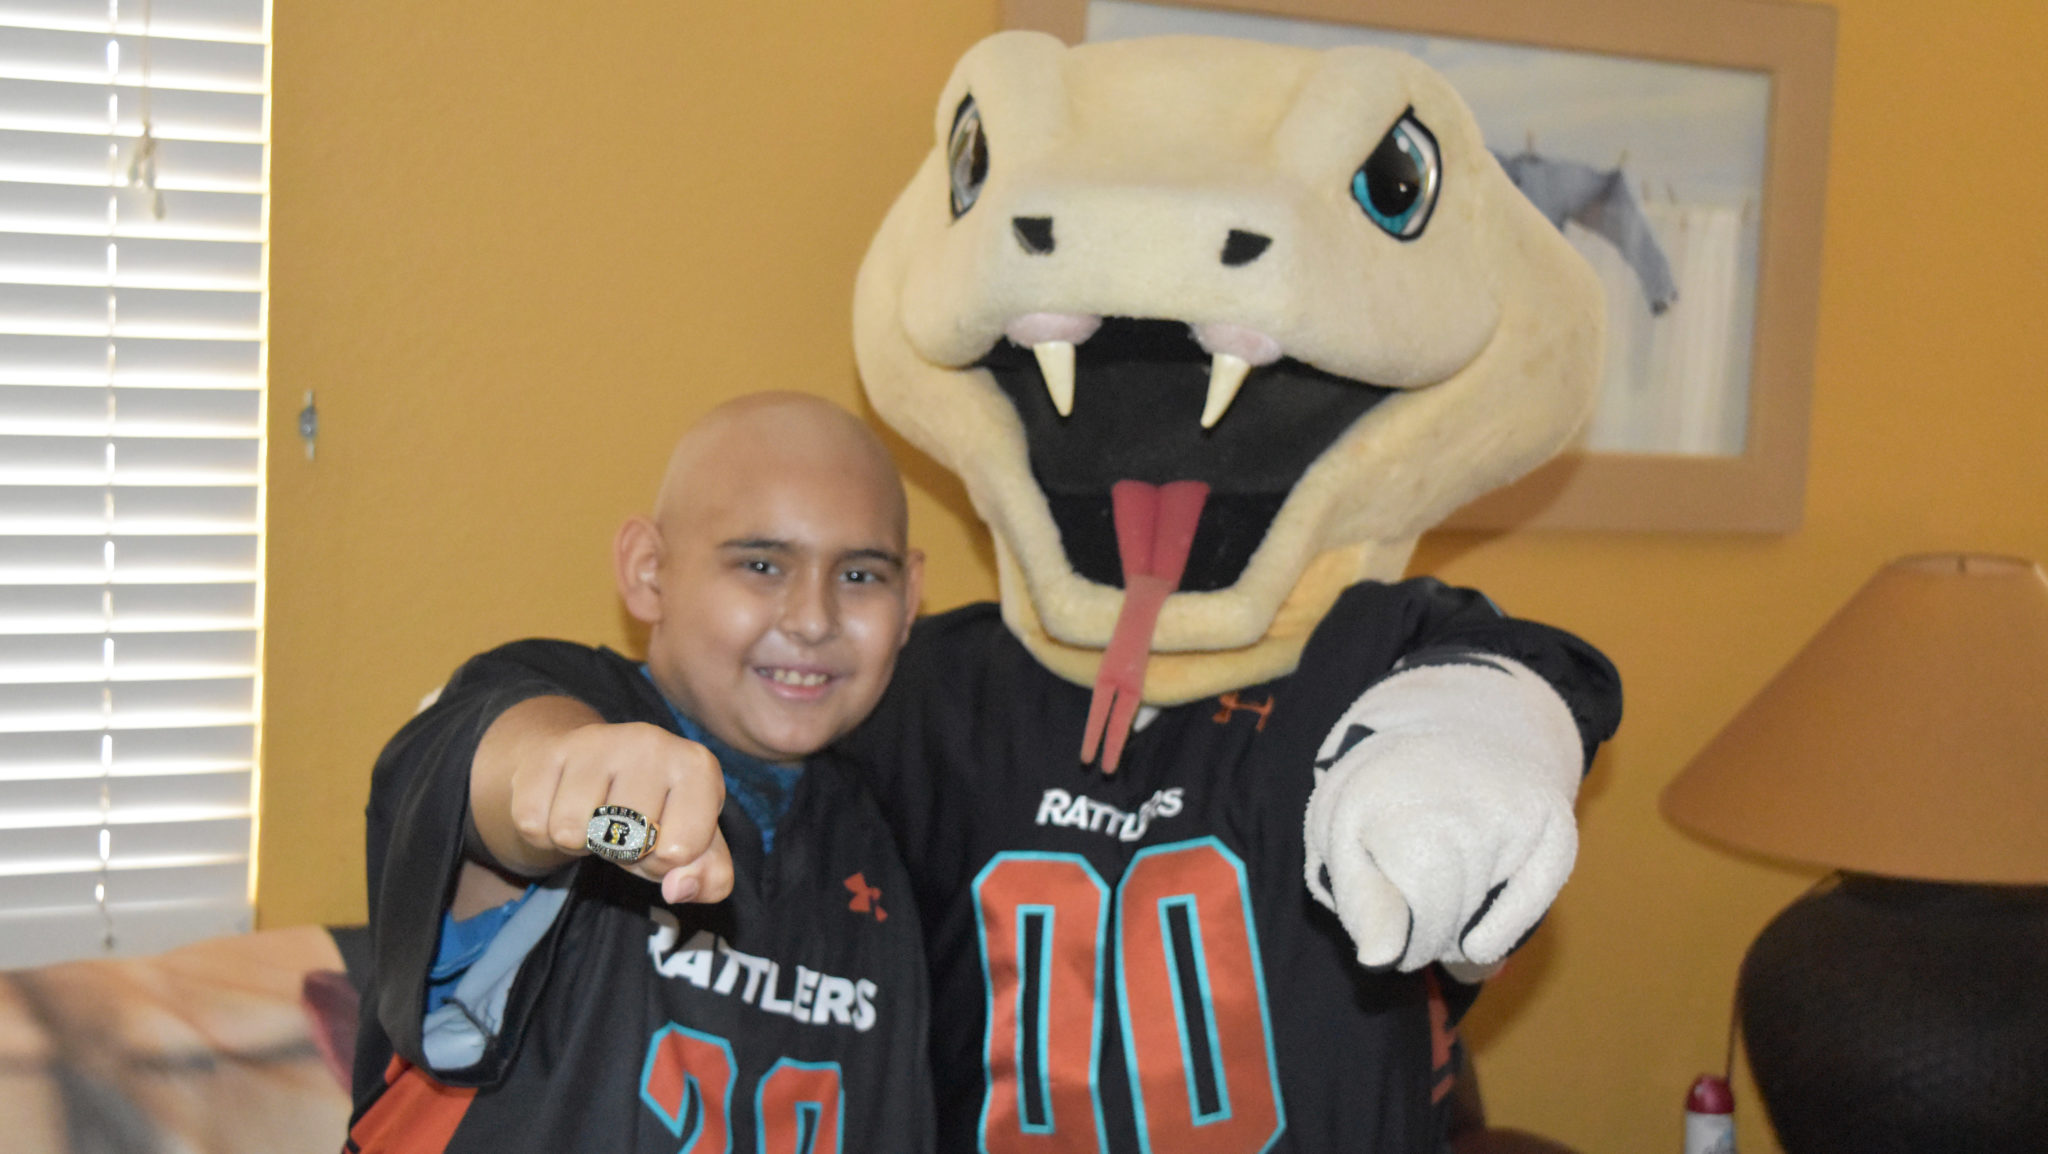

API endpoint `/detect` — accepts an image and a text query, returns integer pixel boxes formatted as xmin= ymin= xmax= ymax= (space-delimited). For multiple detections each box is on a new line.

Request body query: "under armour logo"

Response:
xmin=844 ymin=872 xmax=887 ymax=922
xmin=1212 ymin=691 xmax=1273 ymax=731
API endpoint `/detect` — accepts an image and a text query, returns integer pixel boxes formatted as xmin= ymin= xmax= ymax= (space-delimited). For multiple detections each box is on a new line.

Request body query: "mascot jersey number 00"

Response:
xmin=842 ymin=31 xmax=1622 ymax=1154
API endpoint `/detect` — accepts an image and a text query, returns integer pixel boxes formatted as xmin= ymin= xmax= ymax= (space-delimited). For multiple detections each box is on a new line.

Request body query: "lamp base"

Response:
xmin=1737 ymin=875 xmax=2048 ymax=1154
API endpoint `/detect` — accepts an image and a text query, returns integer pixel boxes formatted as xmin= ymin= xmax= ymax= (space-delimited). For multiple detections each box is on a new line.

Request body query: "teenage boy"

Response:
xmin=347 ymin=393 xmax=933 ymax=1153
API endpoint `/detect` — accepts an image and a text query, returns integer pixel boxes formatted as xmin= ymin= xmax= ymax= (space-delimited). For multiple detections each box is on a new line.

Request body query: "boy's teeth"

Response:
xmin=768 ymin=669 xmax=828 ymax=687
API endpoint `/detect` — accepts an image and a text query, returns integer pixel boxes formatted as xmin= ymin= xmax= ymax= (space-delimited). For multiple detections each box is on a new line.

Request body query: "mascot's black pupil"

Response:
xmin=948 ymin=96 xmax=989 ymax=219
xmin=1364 ymin=134 xmax=1421 ymax=216
xmin=1351 ymin=113 xmax=1440 ymax=240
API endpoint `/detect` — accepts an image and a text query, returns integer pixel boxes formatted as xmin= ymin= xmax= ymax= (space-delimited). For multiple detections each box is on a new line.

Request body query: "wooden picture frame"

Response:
xmin=1002 ymin=0 xmax=1836 ymax=532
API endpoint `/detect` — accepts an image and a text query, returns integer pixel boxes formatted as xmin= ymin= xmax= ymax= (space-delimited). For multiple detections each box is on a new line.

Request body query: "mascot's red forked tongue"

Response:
xmin=1081 ymin=479 xmax=1210 ymax=772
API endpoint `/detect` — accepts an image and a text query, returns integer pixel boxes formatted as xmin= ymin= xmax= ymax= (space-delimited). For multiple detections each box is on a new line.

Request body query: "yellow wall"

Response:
xmin=264 ymin=2 xmax=2048 ymax=1151
xmin=263 ymin=0 xmax=1001 ymax=918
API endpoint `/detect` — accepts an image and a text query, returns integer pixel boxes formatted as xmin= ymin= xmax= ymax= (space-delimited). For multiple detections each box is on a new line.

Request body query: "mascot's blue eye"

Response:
xmin=948 ymin=95 xmax=989 ymax=219
xmin=1350 ymin=112 xmax=1441 ymax=241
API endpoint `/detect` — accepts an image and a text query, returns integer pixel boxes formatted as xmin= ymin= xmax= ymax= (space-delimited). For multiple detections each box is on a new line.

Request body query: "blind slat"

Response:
xmin=0 ymin=331 xmax=260 ymax=385
xmin=0 ymin=26 xmax=264 ymax=91
xmin=0 ymin=75 xmax=264 ymax=139
xmin=0 ymin=533 xmax=259 ymax=583
xmin=0 ymin=230 xmax=263 ymax=288
xmin=0 ymin=767 xmax=250 ymax=826
xmin=0 ymin=820 xmax=249 ymax=875
xmin=0 ymin=385 xmax=261 ymax=438
xmin=0 ymin=179 xmax=261 ymax=240
xmin=0 ymin=0 xmax=266 ymax=41
xmin=0 ymin=626 xmax=255 ymax=681
xmin=0 ymin=483 xmax=258 ymax=533
xmin=0 ymin=126 xmax=263 ymax=192
xmin=0 ymin=721 xmax=254 ymax=776
xmin=0 ymin=581 xmax=256 ymax=633
xmin=0 ymin=434 xmax=260 ymax=483
xmin=0 ymin=674 xmax=256 ymax=731
xmin=0 ymin=282 xmax=262 ymax=336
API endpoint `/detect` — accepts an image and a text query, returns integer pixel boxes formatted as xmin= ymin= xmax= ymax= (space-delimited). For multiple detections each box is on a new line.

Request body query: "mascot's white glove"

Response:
xmin=1303 ymin=653 xmax=1585 ymax=976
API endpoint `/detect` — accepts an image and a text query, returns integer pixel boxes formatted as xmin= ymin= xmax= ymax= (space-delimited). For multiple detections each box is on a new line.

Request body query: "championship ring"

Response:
xmin=585 ymin=804 xmax=659 ymax=864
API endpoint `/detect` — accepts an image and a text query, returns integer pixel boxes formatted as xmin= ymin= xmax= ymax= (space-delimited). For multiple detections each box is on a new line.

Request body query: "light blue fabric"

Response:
xmin=426 ymin=884 xmax=536 ymax=1014
xmin=421 ymin=873 xmax=571 ymax=1071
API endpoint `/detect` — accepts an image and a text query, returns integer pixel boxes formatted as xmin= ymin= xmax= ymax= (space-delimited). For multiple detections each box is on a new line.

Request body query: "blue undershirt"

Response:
xmin=642 ymin=664 xmax=803 ymax=857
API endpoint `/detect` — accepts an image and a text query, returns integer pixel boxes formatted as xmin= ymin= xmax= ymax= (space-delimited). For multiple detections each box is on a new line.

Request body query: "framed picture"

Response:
xmin=1002 ymin=0 xmax=1836 ymax=532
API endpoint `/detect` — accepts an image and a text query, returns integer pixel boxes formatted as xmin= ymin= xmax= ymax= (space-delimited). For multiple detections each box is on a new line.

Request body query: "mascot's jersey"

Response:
xmin=837 ymin=579 xmax=1620 ymax=1154
xmin=348 ymin=642 xmax=936 ymax=1154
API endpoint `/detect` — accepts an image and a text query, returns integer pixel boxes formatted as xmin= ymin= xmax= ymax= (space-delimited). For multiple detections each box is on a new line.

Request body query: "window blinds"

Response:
xmin=0 ymin=0 xmax=267 ymax=969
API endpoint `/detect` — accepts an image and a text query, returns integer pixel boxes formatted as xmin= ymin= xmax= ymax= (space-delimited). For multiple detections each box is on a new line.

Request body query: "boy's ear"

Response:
xmin=898 ymin=548 xmax=926 ymax=647
xmin=614 ymin=516 xmax=666 ymax=625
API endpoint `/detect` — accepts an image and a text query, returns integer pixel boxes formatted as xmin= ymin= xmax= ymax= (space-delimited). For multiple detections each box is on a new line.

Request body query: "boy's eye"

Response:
xmin=741 ymin=558 xmax=779 ymax=576
xmin=841 ymin=561 xmax=903 ymax=587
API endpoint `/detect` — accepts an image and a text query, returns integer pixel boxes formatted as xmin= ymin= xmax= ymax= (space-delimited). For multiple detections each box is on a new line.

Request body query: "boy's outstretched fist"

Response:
xmin=469 ymin=694 xmax=736 ymax=907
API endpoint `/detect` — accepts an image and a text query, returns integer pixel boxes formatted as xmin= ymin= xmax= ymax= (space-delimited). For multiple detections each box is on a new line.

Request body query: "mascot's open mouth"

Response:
xmin=978 ymin=317 xmax=1397 ymax=592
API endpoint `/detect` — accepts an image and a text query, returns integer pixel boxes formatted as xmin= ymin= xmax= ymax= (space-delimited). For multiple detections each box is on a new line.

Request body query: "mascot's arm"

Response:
xmin=1301 ymin=584 xmax=1621 ymax=975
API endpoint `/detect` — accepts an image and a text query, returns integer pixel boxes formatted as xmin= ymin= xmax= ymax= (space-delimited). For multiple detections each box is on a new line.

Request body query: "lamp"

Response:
xmin=1661 ymin=553 xmax=2048 ymax=1153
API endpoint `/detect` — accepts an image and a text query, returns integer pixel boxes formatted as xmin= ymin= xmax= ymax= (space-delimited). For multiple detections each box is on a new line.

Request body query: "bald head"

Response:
xmin=653 ymin=392 xmax=908 ymax=547
xmin=618 ymin=392 xmax=922 ymax=763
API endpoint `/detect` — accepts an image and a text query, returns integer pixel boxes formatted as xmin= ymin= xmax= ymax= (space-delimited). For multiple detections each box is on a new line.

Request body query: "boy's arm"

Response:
xmin=463 ymin=694 xmax=734 ymax=908
xmin=362 ymin=641 xmax=741 ymax=1088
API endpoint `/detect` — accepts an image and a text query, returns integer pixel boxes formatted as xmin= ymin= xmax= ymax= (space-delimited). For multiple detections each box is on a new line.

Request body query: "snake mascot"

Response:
xmin=840 ymin=31 xmax=1622 ymax=1153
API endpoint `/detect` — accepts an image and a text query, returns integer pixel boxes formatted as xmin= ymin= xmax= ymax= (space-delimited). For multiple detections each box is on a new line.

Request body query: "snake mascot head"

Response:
xmin=856 ymin=31 xmax=1603 ymax=769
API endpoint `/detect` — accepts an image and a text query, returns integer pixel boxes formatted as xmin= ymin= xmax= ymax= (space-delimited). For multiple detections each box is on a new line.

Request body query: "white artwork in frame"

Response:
xmin=1090 ymin=0 xmax=1768 ymax=458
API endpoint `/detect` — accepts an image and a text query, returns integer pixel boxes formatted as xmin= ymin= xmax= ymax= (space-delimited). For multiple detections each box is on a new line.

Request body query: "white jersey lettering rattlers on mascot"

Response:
xmin=843 ymin=32 xmax=1623 ymax=1153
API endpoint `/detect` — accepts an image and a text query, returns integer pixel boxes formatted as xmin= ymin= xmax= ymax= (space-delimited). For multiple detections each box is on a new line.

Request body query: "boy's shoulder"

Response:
xmin=451 ymin=637 xmax=635 ymax=688
xmin=442 ymin=639 xmax=665 ymax=721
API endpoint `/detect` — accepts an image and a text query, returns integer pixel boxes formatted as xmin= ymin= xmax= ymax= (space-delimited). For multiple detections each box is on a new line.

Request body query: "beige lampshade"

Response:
xmin=1662 ymin=553 xmax=2048 ymax=884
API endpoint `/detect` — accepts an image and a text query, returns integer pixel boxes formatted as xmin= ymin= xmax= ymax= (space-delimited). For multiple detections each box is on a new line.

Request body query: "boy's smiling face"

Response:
xmin=619 ymin=395 xmax=923 ymax=766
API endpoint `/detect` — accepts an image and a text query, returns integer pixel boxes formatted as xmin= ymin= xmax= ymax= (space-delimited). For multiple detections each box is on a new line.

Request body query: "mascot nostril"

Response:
xmin=1011 ymin=216 xmax=1055 ymax=255
xmin=847 ymin=31 xmax=1622 ymax=1150
xmin=1221 ymin=229 xmax=1272 ymax=266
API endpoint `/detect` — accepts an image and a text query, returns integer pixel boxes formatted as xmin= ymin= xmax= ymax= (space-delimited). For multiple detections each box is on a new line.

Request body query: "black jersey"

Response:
xmin=349 ymin=641 xmax=936 ymax=1154
xmin=837 ymin=579 xmax=1621 ymax=1154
